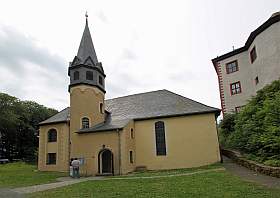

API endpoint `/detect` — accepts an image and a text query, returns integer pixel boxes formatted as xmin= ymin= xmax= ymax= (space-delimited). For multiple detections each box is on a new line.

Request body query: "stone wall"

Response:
xmin=222 ymin=149 xmax=280 ymax=178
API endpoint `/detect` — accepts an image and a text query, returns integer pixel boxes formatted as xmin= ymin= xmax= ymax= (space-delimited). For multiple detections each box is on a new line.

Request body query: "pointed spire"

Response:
xmin=77 ymin=13 xmax=98 ymax=65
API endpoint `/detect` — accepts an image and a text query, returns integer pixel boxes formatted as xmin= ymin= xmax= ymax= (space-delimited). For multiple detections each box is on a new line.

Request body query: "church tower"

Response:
xmin=69 ymin=15 xmax=106 ymax=156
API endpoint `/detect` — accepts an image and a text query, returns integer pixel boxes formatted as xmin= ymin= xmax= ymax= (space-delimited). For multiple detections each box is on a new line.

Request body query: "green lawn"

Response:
xmin=116 ymin=163 xmax=222 ymax=178
xmin=0 ymin=162 xmax=66 ymax=188
xmin=2 ymin=162 xmax=279 ymax=197
xmin=30 ymin=167 xmax=280 ymax=198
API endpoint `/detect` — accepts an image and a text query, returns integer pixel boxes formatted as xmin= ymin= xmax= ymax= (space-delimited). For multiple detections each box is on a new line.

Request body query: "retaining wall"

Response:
xmin=222 ymin=149 xmax=280 ymax=178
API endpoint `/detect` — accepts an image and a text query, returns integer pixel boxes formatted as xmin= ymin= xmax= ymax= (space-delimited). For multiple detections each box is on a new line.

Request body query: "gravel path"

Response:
xmin=223 ymin=156 xmax=280 ymax=189
xmin=12 ymin=177 xmax=104 ymax=194
xmin=0 ymin=188 xmax=24 ymax=198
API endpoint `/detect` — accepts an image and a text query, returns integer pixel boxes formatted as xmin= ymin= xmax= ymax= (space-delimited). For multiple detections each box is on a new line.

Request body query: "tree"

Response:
xmin=0 ymin=93 xmax=58 ymax=161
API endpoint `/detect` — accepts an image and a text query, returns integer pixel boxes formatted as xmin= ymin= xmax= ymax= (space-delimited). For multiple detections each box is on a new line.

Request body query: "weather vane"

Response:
xmin=85 ymin=11 xmax=88 ymax=19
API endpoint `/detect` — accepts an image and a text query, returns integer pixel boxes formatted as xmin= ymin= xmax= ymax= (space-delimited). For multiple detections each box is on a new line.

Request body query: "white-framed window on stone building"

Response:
xmin=230 ymin=81 xmax=242 ymax=95
xmin=82 ymin=117 xmax=90 ymax=129
xmin=250 ymin=46 xmax=257 ymax=63
xmin=47 ymin=153 xmax=56 ymax=165
xmin=235 ymin=106 xmax=243 ymax=113
xmin=226 ymin=60 xmax=238 ymax=74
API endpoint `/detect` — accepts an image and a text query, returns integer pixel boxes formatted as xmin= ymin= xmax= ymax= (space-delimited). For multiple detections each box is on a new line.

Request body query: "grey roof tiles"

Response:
xmin=69 ymin=18 xmax=104 ymax=74
xmin=40 ymin=90 xmax=220 ymax=133
xmin=77 ymin=19 xmax=98 ymax=64
xmin=39 ymin=107 xmax=70 ymax=125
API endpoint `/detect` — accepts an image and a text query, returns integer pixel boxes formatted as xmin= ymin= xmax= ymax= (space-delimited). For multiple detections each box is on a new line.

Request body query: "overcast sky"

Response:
xmin=0 ymin=0 xmax=279 ymax=111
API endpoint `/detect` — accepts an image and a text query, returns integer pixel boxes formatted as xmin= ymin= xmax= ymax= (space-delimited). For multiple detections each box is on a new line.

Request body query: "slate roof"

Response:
xmin=77 ymin=19 xmax=98 ymax=64
xmin=39 ymin=90 xmax=220 ymax=133
xmin=39 ymin=107 xmax=70 ymax=125
xmin=69 ymin=18 xmax=104 ymax=73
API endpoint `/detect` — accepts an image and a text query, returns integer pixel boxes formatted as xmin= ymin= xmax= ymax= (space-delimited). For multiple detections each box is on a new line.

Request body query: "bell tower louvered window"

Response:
xmin=86 ymin=71 xmax=93 ymax=80
xmin=74 ymin=71 xmax=79 ymax=80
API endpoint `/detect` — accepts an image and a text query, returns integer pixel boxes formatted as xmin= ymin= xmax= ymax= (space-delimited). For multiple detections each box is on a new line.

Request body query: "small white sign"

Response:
xmin=79 ymin=157 xmax=85 ymax=165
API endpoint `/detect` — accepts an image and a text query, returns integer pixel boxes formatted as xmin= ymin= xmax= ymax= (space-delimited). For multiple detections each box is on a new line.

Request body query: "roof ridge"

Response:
xmin=105 ymin=89 xmax=167 ymax=101
xmin=39 ymin=107 xmax=70 ymax=125
xmin=59 ymin=107 xmax=70 ymax=111
xmin=164 ymin=90 xmax=219 ymax=110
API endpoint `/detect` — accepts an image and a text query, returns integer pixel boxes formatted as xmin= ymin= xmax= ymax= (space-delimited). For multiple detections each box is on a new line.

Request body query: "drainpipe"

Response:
xmin=117 ymin=129 xmax=121 ymax=175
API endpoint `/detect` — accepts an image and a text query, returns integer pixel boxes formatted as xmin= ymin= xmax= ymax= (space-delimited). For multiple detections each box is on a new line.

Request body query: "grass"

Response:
xmin=30 ymin=165 xmax=280 ymax=198
xmin=0 ymin=162 xmax=66 ymax=188
xmin=116 ymin=163 xmax=222 ymax=178
xmin=2 ymin=162 xmax=279 ymax=197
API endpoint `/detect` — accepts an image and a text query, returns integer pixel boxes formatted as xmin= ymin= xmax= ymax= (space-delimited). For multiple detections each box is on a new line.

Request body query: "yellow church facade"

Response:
xmin=38 ymin=17 xmax=221 ymax=176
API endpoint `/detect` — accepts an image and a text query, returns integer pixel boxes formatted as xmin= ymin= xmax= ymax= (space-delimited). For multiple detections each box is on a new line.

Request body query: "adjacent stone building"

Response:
xmin=38 ymin=17 xmax=221 ymax=175
xmin=212 ymin=12 xmax=280 ymax=114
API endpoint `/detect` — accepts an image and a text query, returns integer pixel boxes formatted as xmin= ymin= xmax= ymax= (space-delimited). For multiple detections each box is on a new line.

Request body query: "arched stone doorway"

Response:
xmin=98 ymin=149 xmax=114 ymax=175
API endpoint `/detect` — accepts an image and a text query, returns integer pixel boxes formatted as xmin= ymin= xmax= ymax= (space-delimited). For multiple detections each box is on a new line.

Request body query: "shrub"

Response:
xmin=219 ymin=79 xmax=280 ymax=166
xmin=218 ymin=113 xmax=236 ymax=148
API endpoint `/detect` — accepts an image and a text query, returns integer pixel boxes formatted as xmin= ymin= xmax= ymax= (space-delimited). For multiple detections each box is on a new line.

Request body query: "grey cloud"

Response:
xmin=0 ymin=25 xmax=66 ymax=75
xmin=168 ymin=70 xmax=198 ymax=82
xmin=106 ymin=72 xmax=140 ymax=98
xmin=106 ymin=81 xmax=128 ymax=99
xmin=0 ymin=25 xmax=69 ymax=110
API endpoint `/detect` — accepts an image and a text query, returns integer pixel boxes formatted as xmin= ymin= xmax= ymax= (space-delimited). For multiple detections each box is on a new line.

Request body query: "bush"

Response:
xmin=219 ymin=79 xmax=280 ymax=167
xmin=264 ymin=160 xmax=280 ymax=167
xmin=218 ymin=113 xmax=236 ymax=148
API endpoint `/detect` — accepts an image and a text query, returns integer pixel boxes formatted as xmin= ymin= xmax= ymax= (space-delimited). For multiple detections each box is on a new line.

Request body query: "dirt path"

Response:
xmin=223 ymin=156 xmax=280 ymax=189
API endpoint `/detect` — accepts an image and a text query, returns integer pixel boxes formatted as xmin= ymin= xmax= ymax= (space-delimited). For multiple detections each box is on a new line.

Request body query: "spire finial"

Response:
xmin=85 ymin=11 xmax=88 ymax=25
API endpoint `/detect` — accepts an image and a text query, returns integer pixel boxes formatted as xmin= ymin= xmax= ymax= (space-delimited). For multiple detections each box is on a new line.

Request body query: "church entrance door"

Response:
xmin=98 ymin=149 xmax=114 ymax=175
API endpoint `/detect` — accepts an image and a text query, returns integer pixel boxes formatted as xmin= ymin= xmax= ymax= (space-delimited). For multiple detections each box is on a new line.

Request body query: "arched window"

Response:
xmin=155 ymin=121 xmax=166 ymax=155
xmin=74 ymin=71 xmax=79 ymax=80
xmin=86 ymin=71 xmax=93 ymax=80
xmin=82 ymin=117 xmax=89 ymax=129
xmin=48 ymin=129 xmax=57 ymax=142
xmin=130 ymin=128 xmax=134 ymax=139
xmin=99 ymin=103 xmax=103 ymax=113
xmin=129 ymin=151 xmax=133 ymax=163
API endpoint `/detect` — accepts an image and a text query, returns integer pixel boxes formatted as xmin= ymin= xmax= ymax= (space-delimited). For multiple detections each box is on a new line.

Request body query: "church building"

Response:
xmin=38 ymin=16 xmax=221 ymax=176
